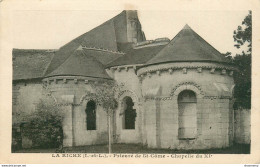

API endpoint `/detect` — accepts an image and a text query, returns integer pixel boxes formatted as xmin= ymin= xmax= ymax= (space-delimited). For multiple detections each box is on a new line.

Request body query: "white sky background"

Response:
xmin=12 ymin=10 xmax=249 ymax=56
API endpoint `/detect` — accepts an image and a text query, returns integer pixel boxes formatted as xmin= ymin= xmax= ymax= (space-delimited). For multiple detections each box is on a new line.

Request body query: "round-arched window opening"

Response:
xmin=122 ymin=96 xmax=137 ymax=130
xmin=178 ymin=90 xmax=197 ymax=140
xmin=178 ymin=90 xmax=197 ymax=103
xmin=85 ymin=100 xmax=96 ymax=130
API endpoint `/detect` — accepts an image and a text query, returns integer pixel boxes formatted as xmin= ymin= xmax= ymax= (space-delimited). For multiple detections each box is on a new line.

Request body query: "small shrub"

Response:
xmin=22 ymin=99 xmax=64 ymax=148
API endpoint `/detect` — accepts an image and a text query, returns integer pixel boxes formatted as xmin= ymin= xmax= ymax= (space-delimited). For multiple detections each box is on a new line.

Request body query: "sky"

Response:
xmin=12 ymin=10 xmax=249 ymax=55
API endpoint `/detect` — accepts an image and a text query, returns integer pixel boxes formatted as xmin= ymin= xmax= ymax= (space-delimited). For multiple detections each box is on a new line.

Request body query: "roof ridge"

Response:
xmin=105 ymin=44 xmax=166 ymax=68
xmin=46 ymin=49 xmax=111 ymax=78
xmin=42 ymin=53 xmax=56 ymax=77
xmin=149 ymin=25 xmax=185 ymax=58
xmin=45 ymin=46 xmax=80 ymax=77
xmin=80 ymin=49 xmax=107 ymax=68
xmin=183 ymin=24 xmax=191 ymax=29
xmin=43 ymin=49 xmax=58 ymax=76
xmin=145 ymin=24 xmax=230 ymax=65
xmin=168 ymin=26 xmax=185 ymax=46
xmin=188 ymin=28 xmax=219 ymax=58
xmin=44 ymin=11 xmax=126 ymax=76
xmin=81 ymin=46 xmax=125 ymax=54
xmin=58 ymin=11 xmax=126 ymax=52
xmin=189 ymin=26 xmax=223 ymax=56
xmin=105 ymin=52 xmax=126 ymax=68
xmin=189 ymin=27 xmax=230 ymax=62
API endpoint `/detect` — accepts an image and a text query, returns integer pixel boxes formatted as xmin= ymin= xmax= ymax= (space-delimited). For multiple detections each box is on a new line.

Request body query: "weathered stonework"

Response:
xmin=12 ymin=80 xmax=45 ymax=115
xmin=110 ymin=67 xmax=143 ymax=144
xmin=42 ymin=76 xmax=112 ymax=147
xmin=234 ymin=109 xmax=251 ymax=144
xmin=12 ymin=10 xmax=250 ymax=150
xmin=139 ymin=62 xmax=235 ymax=149
xmin=115 ymin=89 xmax=142 ymax=143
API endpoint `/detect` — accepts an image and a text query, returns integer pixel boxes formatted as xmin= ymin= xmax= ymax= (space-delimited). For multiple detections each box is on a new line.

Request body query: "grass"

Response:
xmin=13 ymin=143 xmax=250 ymax=154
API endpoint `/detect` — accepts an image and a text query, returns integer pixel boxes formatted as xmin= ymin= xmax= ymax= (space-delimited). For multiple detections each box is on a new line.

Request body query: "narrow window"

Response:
xmin=85 ymin=100 xmax=96 ymax=130
xmin=178 ymin=90 xmax=197 ymax=139
xmin=122 ymin=97 xmax=136 ymax=129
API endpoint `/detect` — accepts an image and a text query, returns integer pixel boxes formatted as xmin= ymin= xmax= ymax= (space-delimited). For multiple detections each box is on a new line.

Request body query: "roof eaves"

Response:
xmin=144 ymin=59 xmax=234 ymax=67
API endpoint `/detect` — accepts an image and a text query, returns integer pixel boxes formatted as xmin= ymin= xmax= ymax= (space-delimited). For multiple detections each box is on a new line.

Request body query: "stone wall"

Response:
xmin=126 ymin=10 xmax=145 ymax=43
xmin=12 ymin=80 xmax=46 ymax=148
xmin=44 ymin=76 xmax=111 ymax=147
xmin=138 ymin=62 xmax=235 ymax=149
xmin=234 ymin=109 xmax=251 ymax=144
xmin=13 ymin=80 xmax=44 ymax=115
xmin=107 ymin=67 xmax=143 ymax=144
xmin=13 ymin=61 xmax=249 ymax=149
xmin=142 ymin=97 xmax=233 ymax=149
xmin=13 ymin=77 xmax=111 ymax=148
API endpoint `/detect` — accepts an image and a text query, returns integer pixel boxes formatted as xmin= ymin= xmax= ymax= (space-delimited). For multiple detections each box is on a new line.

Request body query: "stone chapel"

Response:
xmin=13 ymin=10 xmax=249 ymax=150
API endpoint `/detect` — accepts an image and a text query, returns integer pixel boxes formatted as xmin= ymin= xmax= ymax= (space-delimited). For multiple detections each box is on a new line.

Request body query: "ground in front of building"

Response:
xmin=13 ymin=143 xmax=250 ymax=154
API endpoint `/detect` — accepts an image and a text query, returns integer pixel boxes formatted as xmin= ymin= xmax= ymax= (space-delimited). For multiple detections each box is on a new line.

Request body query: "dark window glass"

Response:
xmin=123 ymin=97 xmax=136 ymax=129
xmin=86 ymin=100 xmax=96 ymax=130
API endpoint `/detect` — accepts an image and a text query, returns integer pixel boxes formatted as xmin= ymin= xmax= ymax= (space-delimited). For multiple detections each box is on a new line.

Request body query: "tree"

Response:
xmin=233 ymin=11 xmax=252 ymax=53
xmin=222 ymin=51 xmax=232 ymax=61
xmin=85 ymin=82 xmax=122 ymax=153
xmin=232 ymin=11 xmax=252 ymax=109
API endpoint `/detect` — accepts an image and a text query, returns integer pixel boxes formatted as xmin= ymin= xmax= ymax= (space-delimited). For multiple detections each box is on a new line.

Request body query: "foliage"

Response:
xmin=84 ymin=81 xmax=123 ymax=153
xmin=233 ymin=11 xmax=252 ymax=53
xmin=12 ymin=106 xmax=28 ymax=126
xmin=227 ymin=11 xmax=252 ymax=109
xmin=86 ymin=82 xmax=123 ymax=115
xmin=222 ymin=52 xmax=233 ymax=61
xmin=21 ymin=99 xmax=64 ymax=148
xmin=233 ymin=53 xmax=251 ymax=109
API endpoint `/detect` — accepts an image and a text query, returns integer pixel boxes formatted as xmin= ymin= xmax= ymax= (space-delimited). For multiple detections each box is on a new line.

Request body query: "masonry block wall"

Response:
xmin=108 ymin=67 xmax=143 ymax=144
xmin=234 ymin=109 xmax=251 ymax=144
xmin=44 ymin=77 xmax=109 ymax=147
xmin=12 ymin=80 xmax=48 ymax=148
xmin=111 ymin=67 xmax=142 ymax=97
xmin=138 ymin=62 xmax=235 ymax=149
xmin=197 ymin=98 xmax=231 ymax=149
xmin=115 ymin=68 xmax=142 ymax=143
xmin=126 ymin=11 xmax=146 ymax=43
xmin=12 ymin=81 xmax=44 ymax=115
xmin=12 ymin=63 xmax=250 ymax=149
xmin=143 ymin=99 xmax=157 ymax=147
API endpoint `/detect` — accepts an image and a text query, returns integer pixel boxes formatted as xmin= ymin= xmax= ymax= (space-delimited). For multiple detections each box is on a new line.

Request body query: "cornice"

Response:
xmin=137 ymin=63 xmax=236 ymax=79
xmin=42 ymin=76 xmax=113 ymax=85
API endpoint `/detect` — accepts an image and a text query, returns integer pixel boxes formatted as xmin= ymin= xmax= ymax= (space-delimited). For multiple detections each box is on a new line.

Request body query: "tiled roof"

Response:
xmin=12 ymin=49 xmax=55 ymax=80
xmin=146 ymin=24 xmax=231 ymax=65
xmin=81 ymin=48 xmax=123 ymax=65
xmin=106 ymin=44 xmax=167 ymax=68
xmin=13 ymin=13 xmax=232 ymax=81
xmin=46 ymin=49 xmax=111 ymax=79
xmin=44 ymin=17 xmax=118 ymax=76
xmin=44 ymin=10 xmax=145 ymax=77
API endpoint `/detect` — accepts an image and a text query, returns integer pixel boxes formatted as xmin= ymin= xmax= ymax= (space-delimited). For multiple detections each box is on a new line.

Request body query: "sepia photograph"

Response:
xmin=11 ymin=9 xmax=252 ymax=155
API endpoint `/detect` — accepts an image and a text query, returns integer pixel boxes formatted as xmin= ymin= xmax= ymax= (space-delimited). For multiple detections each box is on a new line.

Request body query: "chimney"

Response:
xmin=126 ymin=10 xmax=146 ymax=43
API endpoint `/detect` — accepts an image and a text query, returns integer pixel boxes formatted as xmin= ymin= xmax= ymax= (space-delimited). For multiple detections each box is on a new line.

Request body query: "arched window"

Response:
xmin=85 ymin=100 xmax=96 ymax=130
xmin=122 ymin=96 xmax=136 ymax=129
xmin=178 ymin=90 xmax=197 ymax=139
